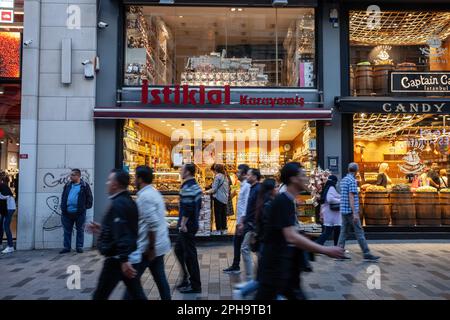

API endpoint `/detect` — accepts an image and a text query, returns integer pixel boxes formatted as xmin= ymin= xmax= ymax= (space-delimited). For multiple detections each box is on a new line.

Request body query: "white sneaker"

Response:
xmin=1 ymin=246 xmax=14 ymax=254
xmin=221 ymin=230 xmax=228 ymax=235
xmin=232 ymin=289 xmax=244 ymax=300
xmin=211 ymin=230 xmax=220 ymax=236
xmin=234 ymin=281 xmax=249 ymax=289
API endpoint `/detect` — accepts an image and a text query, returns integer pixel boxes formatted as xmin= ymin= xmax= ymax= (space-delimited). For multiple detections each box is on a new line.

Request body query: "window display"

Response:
xmin=124 ymin=6 xmax=316 ymax=88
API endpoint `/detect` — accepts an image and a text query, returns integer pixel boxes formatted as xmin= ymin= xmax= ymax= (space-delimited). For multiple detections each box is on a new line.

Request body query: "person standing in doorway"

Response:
xmin=0 ymin=177 xmax=16 ymax=254
xmin=175 ymin=163 xmax=202 ymax=294
xmin=88 ymin=169 xmax=146 ymax=300
xmin=338 ymin=163 xmax=380 ymax=261
xmin=60 ymin=169 xmax=93 ymax=254
xmin=240 ymin=168 xmax=261 ymax=282
xmin=439 ymin=169 xmax=448 ymax=189
xmin=124 ymin=166 xmax=171 ymax=300
xmin=223 ymin=164 xmax=251 ymax=274
xmin=206 ymin=164 xmax=229 ymax=235
xmin=316 ymin=175 xmax=341 ymax=246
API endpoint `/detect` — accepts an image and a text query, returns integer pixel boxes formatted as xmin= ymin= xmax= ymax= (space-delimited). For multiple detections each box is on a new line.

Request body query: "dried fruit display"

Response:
xmin=365 ymin=185 xmax=387 ymax=192
xmin=415 ymin=186 xmax=438 ymax=192
xmin=391 ymin=184 xmax=411 ymax=192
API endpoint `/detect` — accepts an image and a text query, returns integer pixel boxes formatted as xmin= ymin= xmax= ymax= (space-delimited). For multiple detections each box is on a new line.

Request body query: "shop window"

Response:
xmin=124 ymin=6 xmax=316 ymax=88
xmin=349 ymin=10 xmax=450 ymax=97
xmin=353 ymin=113 xmax=450 ymax=226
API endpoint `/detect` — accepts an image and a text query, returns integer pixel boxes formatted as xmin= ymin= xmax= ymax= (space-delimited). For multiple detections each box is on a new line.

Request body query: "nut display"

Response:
xmin=391 ymin=184 xmax=411 ymax=192
xmin=439 ymin=188 xmax=450 ymax=193
xmin=415 ymin=186 xmax=438 ymax=192
xmin=365 ymin=185 xmax=387 ymax=192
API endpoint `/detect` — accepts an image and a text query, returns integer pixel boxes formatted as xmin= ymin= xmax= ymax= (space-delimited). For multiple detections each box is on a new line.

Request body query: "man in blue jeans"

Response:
xmin=338 ymin=163 xmax=380 ymax=262
xmin=60 ymin=169 xmax=93 ymax=254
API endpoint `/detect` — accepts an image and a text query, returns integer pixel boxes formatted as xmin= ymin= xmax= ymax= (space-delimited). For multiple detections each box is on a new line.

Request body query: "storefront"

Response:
xmin=94 ymin=1 xmax=332 ymax=237
xmin=337 ymin=2 xmax=450 ymax=233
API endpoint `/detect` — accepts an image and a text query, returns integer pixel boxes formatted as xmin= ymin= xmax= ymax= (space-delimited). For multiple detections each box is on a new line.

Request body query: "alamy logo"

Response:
xmin=366 ymin=5 xmax=381 ymax=30
xmin=66 ymin=265 xmax=81 ymax=290
xmin=66 ymin=5 xmax=81 ymax=30
xmin=366 ymin=265 xmax=381 ymax=290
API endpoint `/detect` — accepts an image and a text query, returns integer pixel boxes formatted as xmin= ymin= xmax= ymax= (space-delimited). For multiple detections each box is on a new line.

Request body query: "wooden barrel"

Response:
xmin=363 ymin=192 xmax=390 ymax=225
xmin=390 ymin=192 xmax=416 ymax=226
xmin=440 ymin=192 xmax=450 ymax=225
xmin=373 ymin=65 xmax=393 ymax=95
xmin=414 ymin=192 xmax=441 ymax=225
xmin=355 ymin=65 xmax=373 ymax=96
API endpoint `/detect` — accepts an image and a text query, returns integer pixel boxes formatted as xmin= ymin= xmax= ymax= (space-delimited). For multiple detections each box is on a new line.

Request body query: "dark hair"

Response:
xmin=214 ymin=164 xmax=226 ymax=174
xmin=184 ymin=163 xmax=196 ymax=177
xmin=319 ymin=175 xmax=338 ymax=205
xmin=71 ymin=169 xmax=81 ymax=176
xmin=210 ymin=164 xmax=216 ymax=172
xmin=255 ymin=178 xmax=276 ymax=224
xmin=237 ymin=164 xmax=250 ymax=175
xmin=280 ymin=162 xmax=302 ymax=186
xmin=111 ymin=169 xmax=130 ymax=188
xmin=249 ymin=168 xmax=261 ymax=181
xmin=136 ymin=166 xmax=153 ymax=184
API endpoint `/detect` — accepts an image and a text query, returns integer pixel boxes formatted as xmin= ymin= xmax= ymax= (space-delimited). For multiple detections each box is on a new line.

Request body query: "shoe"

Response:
xmin=223 ymin=266 xmax=241 ymax=274
xmin=176 ymin=280 xmax=190 ymax=290
xmin=232 ymin=289 xmax=244 ymax=300
xmin=179 ymin=285 xmax=201 ymax=294
xmin=335 ymin=254 xmax=351 ymax=261
xmin=76 ymin=248 xmax=83 ymax=253
xmin=1 ymin=246 xmax=14 ymax=254
xmin=221 ymin=230 xmax=228 ymax=235
xmin=363 ymin=254 xmax=380 ymax=262
xmin=234 ymin=281 xmax=249 ymax=289
xmin=211 ymin=230 xmax=220 ymax=236
xmin=59 ymin=248 xmax=71 ymax=254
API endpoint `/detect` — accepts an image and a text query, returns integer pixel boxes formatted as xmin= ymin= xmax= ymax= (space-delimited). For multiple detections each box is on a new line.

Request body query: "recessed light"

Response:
xmin=221 ymin=120 xmax=227 ymax=123
xmin=434 ymin=117 xmax=439 ymax=120
xmin=231 ymin=8 xmax=236 ymax=12
xmin=251 ymin=120 xmax=258 ymax=123
xmin=238 ymin=8 xmax=243 ymax=12
xmin=161 ymin=120 xmax=166 ymax=123
xmin=179 ymin=15 xmax=183 ymax=18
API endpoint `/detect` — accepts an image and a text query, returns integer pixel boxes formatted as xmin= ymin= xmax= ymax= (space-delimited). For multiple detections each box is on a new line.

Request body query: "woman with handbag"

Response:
xmin=316 ymin=175 xmax=341 ymax=246
xmin=205 ymin=164 xmax=229 ymax=235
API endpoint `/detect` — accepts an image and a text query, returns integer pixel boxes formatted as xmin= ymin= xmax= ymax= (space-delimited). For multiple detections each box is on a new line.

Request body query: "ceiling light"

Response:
xmin=231 ymin=8 xmax=236 ymax=12
xmin=161 ymin=120 xmax=166 ymax=123
xmin=281 ymin=123 xmax=286 ymax=127
xmin=251 ymin=120 xmax=258 ymax=123
xmin=282 ymin=120 xmax=287 ymax=123
xmin=434 ymin=117 xmax=439 ymax=120
xmin=221 ymin=120 xmax=227 ymax=123
xmin=166 ymin=124 xmax=171 ymax=127
xmin=238 ymin=8 xmax=243 ymax=12
xmin=179 ymin=15 xmax=183 ymax=18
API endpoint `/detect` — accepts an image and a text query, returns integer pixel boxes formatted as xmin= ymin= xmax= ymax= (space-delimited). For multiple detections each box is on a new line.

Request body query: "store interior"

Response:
xmin=123 ymin=118 xmax=317 ymax=234
xmin=124 ymin=6 xmax=315 ymax=87
xmin=349 ymin=10 xmax=450 ymax=96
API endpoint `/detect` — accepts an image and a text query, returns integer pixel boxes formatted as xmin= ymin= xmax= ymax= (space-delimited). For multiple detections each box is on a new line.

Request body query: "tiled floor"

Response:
xmin=0 ymin=240 xmax=449 ymax=300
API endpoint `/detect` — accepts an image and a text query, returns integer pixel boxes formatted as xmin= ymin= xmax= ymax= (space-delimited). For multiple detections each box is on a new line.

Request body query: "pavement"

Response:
xmin=0 ymin=240 xmax=450 ymax=300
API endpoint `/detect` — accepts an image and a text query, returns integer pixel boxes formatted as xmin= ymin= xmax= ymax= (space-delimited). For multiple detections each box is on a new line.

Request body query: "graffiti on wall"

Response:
xmin=43 ymin=195 xmax=62 ymax=231
xmin=42 ymin=169 xmax=92 ymax=190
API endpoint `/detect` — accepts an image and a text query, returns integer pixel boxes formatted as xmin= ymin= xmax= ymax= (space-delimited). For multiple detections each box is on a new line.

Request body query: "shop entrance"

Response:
xmin=122 ymin=118 xmax=318 ymax=236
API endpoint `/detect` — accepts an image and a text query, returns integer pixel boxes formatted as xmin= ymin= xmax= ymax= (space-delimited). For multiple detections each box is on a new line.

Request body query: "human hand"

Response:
xmin=237 ymin=223 xmax=244 ymax=235
xmin=180 ymin=225 xmax=188 ymax=233
xmin=323 ymin=246 xmax=345 ymax=259
xmin=353 ymin=214 xmax=360 ymax=224
xmin=86 ymin=222 xmax=101 ymax=235
xmin=121 ymin=262 xmax=137 ymax=279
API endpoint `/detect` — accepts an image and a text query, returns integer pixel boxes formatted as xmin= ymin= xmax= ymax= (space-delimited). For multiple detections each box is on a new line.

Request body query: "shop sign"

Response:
xmin=382 ymin=102 xmax=446 ymax=113
xmin=141 ymin=81 xmax=305 ymax=107
xmin=391 ymin=72 xmax=450 ymax=93
xmin=0 ymin=9 xmax=13 ymax=23
xmin=0 ymin=0 xmax=13 ymax=9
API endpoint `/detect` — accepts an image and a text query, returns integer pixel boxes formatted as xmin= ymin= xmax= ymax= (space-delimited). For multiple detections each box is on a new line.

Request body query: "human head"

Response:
xmin=210 ymin=164 xmax=216 ymax=174
xmin=135 ymin=165 xmax=153 ymax=190
xmin=327 ymin=175 xmax=338 ymax=185
xmin=214 ymin=164 xmax=225 ymax=175
xmin=280 ymin=162 xmax=308 ymax=192
xmin=379 ymin=163 xmax=389 ymax=174
xmin=261 ymin=178 xmax=277 ymax=198
xmin=348 ymin=162 xmax=359 ymax=175
xmin=247 ymin=168 xmax=261 ymax=185
xmin=440 ymin=169 xmax=447 ymax=177
xmin=70 ymin=169 xmax=81 ymax=184
xmin=181 ymin=163 xmax=196 ymax=180
xmin=431 ymin=163 xmax=439 ymax=171
xmin=107 ymin=169 xmax=130 ymax=195
xmin=237 ymin=164 xmax=250 ymax=182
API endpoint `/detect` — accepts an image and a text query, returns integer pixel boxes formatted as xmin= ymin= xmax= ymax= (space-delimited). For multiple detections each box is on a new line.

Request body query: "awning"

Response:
xmin=93 ymin=107 xmax=332 ymax=120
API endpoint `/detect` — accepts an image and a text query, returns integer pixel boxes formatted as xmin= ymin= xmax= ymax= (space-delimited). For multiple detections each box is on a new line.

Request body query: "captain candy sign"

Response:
xmin=391 ymin=72 xmax=450 ymax=93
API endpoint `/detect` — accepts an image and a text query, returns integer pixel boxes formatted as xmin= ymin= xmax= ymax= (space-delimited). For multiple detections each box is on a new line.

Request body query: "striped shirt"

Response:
xmin=340 ymin=173 xmax=359 ymax=215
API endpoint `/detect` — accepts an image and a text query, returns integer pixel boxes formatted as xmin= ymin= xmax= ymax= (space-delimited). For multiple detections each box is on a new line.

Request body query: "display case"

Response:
xmin=154 ymin=171 xmax=180 ymax=192
xmin=162 ymin=193 xmax=180 ymax=230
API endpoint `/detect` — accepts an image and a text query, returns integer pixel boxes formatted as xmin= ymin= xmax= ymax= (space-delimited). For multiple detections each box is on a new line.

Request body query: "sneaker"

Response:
xmin=76 ymin=248 xmax=84 ymax=254
xmin=221 ymin=230 xmax=228 ymax=235
xmin=363 ymin=254 xmax=380 ymax=262
xmin=1 ymin=246 xmax=14 ymax=254
xmin=59 ymin=248 xmax=71 ymax=254
xmin=179 ymin=285 xmax=201 ymax=294
xmin=223 ymin=266 xmax=241 ymax=274
xmin=211 ymin=230 xmax=220 ymax=236
xmin=176 ymin=280 xmax=190 ymax=290
xmin=232 ymin=289 xmax=244 ymax=300
xmin=335 ymin=253 xmax=352 ymax=261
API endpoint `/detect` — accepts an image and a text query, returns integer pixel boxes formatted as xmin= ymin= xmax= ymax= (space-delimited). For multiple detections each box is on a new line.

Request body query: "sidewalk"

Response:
xmin=0 ymin=240 xmax=449 ymax=300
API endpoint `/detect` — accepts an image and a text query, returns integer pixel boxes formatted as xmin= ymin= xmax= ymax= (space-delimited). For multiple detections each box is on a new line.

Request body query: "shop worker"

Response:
xmin=428 ymin=163 xmax=441 ymax=189
xmin=223 ymin=164 xmax=251 ymax=274
xmin=89 ymin=169 xmax=146 ymax=300
xmin=174 ymin=163 xmax=202 ymax=294
xmin=124 ymin=166 xmax=171 ymax=300
xmin=338 ymin=163 xmax=380 ymax=262
xmin=60 ymin=168 xmax=93 ymax=254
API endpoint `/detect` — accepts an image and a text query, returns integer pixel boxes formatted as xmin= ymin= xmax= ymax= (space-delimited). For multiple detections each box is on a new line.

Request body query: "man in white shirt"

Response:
xmin=223 ymin=164 xmax=251 ymax=274
xmin=124 ymin=166 xmax=172 ymax=300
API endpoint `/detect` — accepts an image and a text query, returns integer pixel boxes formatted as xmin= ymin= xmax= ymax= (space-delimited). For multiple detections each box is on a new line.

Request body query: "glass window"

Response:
xmin=124 ymin=6 xmax=316 ymax=88
xmin=349 ymin=10 xmax=450 ymax=96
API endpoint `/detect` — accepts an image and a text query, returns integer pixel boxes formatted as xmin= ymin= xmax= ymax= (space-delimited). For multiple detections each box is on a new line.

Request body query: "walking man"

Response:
xmin=124 ymin=166 xmax=171 ymax=300
xmin=175 ymin=163 xmax=202 ymax=294
xmin=223 ymin=164 xmax=251 ymax=274
xmin=338 ymin=162 xmax=380 ymax=261
xmin=60 ymin=168 xmax=93 ymax=254
xmin=240 ymin=168 xmax=261 ymax=281
xmin=89 ymin=169 xmax=146 ymax=300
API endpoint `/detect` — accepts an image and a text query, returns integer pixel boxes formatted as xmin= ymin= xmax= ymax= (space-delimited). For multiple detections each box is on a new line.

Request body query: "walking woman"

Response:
xmin=316 ymin=175 xmax=341 ymax=246
xmin=0 ymin=177 xmax=16 ymax=254
xmin=206 ymin=164 xmax=229 ymax=235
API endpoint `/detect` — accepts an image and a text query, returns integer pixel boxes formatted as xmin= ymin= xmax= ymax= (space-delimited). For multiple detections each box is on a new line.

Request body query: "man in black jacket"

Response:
xmin=60 ymin=169 xmax=93 ymax=254
xmin=88 ymin=169 xmax=146 ymax=300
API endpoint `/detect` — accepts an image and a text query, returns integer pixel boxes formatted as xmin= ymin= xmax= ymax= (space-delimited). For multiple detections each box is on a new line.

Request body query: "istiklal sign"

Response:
xmin=141 ymin=80 xmax=305 ymax=107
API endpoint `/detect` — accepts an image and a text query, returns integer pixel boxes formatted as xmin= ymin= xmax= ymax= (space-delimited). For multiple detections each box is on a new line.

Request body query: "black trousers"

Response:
xmin=92 ymin=258 xmax=147 ymax=300
xmin=213 ymin=199 xmax=227 ymax=231
xmin=174 ymin=231 xmax=201 ymax=290
xmin=232 ymin=230 xmax=244 ymax=268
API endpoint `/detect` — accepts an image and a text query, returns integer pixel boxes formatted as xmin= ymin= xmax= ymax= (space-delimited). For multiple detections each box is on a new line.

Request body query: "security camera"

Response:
xmin=23 ymin=40 xmax=33 ymax=46
xmin=97 ymin=21 xmax=108 ymax=29
xmin=272 ymin=0 xmax=288 ymax=7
